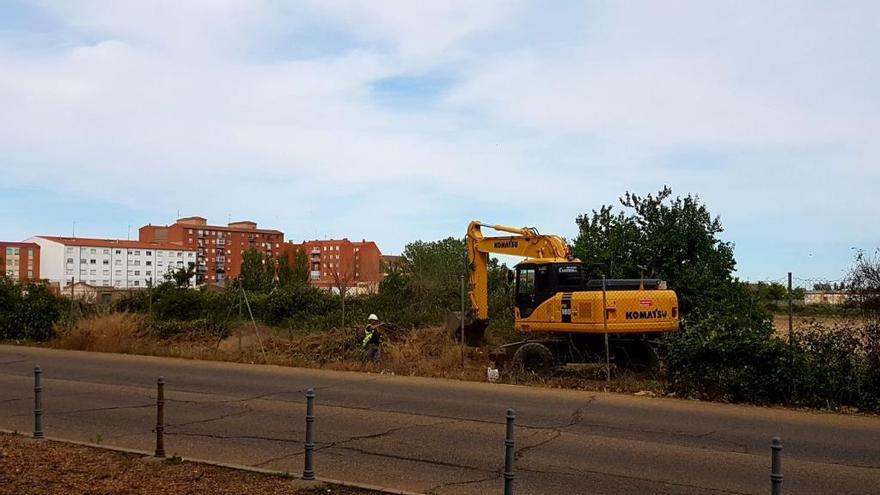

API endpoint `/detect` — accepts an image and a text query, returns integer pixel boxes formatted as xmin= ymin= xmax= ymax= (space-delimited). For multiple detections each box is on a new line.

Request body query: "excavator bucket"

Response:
xmin=446 ymin=311 xmax=488 ymax=347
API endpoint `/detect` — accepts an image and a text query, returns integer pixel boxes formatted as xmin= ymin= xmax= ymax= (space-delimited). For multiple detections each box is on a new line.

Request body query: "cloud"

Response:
xmin=0 ymin=1 xmax=878 ymax=279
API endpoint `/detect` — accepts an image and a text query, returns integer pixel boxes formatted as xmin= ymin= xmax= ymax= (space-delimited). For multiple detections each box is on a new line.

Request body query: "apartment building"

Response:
xmin=26 ymin=236 xmax=197 ymax=289
xmin=284 ymin=238 xmax=382 ymax=293
xmin=139 ymin=216 xmax=284 ymax=286
xmin=0 ymin=242 xmax=40 ymax=282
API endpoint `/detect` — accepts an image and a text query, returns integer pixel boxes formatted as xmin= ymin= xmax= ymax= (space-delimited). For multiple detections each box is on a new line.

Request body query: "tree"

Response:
xmin=572 ymin=186 xmax=738 ymax=318
xmin=240 ymin=249 xmax=274 ymax=292
xmin=847 ymin=249 xmax=880 ymax=313
xmin=328 ymin=260 xmax=355 ymax=327
xmin=292 ymin=248 xmax=310 ymax=285
xmin=164 ymin=264 xmax=195 ymax=289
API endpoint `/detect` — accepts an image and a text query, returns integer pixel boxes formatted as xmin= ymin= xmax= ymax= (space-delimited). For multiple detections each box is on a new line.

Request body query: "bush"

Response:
xmin=0 ymin=278 xmax=64 ymax=341
xmin=664 ymin=313 xmax=789 ymax=404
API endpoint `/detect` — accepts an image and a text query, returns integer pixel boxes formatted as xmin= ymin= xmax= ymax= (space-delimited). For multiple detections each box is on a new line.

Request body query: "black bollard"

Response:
xmin=771 ymin=436 xmax=783 ymax=495
xmin=303 ymin=388 xmax=315 ymax=480
xmin=504 ymin=408 xmax=515 ymax=495
xmin=33 ymin=366 xmax=43 ymax=439
xmin=155 ymin=377 xmax=165 ymax=458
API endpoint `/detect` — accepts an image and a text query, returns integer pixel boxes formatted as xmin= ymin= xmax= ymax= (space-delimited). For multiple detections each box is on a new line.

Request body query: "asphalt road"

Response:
xmin=1 ymin=346 xmax=878 ymax=494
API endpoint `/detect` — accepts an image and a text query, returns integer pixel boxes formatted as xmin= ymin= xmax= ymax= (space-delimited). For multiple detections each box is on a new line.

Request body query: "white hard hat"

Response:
xmin=368 ymin=314 xmax=379 ymax=321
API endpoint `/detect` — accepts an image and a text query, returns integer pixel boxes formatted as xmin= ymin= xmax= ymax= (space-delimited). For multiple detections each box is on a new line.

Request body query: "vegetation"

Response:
xmin=3 ymin=188 xmax=880 ymax=412
xmin=0 ymin=278 xmax=64 ymax=341
xmin=574 ymin=187 xmax=880 ymax=411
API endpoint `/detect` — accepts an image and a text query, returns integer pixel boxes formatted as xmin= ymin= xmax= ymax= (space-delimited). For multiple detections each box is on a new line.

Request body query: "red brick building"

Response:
xmin=284 ymin=239 xmax=382 ymax=293
xmin=140 ymin=217 xmax=284 ymax=286
xmin=0 ymin=242 xmax=40 ymax=282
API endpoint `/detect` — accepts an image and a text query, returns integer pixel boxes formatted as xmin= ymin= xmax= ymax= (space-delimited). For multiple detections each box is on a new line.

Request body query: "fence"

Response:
xmin=24 ymin=365 xmax=787 ymax=494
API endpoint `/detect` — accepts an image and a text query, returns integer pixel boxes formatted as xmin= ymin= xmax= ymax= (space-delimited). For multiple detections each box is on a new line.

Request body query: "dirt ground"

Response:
xmin=772 ymin=313 xmax=869 ymax=335
xmin=0 ymin=433 xmax=381 ymax=495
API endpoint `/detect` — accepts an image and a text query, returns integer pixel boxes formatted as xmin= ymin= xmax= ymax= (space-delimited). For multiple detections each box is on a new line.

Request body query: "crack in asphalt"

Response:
xmin=5 ymin=402 xmax=156 ymax=418
xmin=514 ymin=430 xmax=562 ymax=461
xmin=165 ymin=408 xmax=252 ymax=429
xmin=165 ymin=391 xmax=284 ymax=405
xmin=0 ymin=358 xmax=30 ymax=366
xmin=165 ymin=431 xmax=301 ymax=444
xmin=253 ymin=419 xmax=461 ymax=468
xmin=332 ymin=444 xmax=491 ymax=472
xmin=424 ymin=470 xmax=501 ymax=494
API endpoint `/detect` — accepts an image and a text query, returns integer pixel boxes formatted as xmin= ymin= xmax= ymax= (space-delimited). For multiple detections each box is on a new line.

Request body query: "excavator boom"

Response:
xmin=465 ymin=221 xmax=573 ymax=320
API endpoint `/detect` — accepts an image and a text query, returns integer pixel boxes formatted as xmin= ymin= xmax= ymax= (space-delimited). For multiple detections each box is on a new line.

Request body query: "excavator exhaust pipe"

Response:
xmin=446 ymin=311 xmax=488 ymax=347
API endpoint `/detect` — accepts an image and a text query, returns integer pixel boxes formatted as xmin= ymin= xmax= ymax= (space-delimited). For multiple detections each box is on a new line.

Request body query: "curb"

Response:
xmin=0 ymin=429 xmax=426 ymax=495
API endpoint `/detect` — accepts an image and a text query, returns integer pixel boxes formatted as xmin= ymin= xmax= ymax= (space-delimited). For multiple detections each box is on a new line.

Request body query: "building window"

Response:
xmin=134 ymin=270 xmax=140 ymax=276
xmin=90 ymin=248 xmax=96 ymax=254
xmin=146 ymin=251 xmax=152 ymax=256
xmin=80 ymin=259 xmax=87 ymax=264
xmin=102 ymin=280 xmax=109 ymax=286
xmin=89 ymin=259 xmax=96 ymax=264
xmin=115 ymin=249 xmax=122 ymax=254
xmin=103 ymin=249 xmax=110 ymax=254
xmin=90 ymin=269 xmax=96 ymax=275
xmin=157 ymin=261 xmax=164 ymax=266
xmin=157 ymin=252 xmax=164 ymax=257
xmin=115 ymin=259 xmax=121 ymax=265
xmin=67 ymin=258 xmax=74 ymax=264
xmin=146 ymin=261 xmax=152 ymax=266
xmin=115 ymin=270 xmax=122 ymax=276
xmin=66 ymin=247 xmax=74 ymax=253
xmin=134 ymin=280 xmax=140 ymax=287
xmin=28 ymin=270 xmax=33 ymax=278
xmin=134 ymin=260 xmax=140 ymax=266
xmin=134 ymin=250 xmax=141 ymax=256
xmin=103 ymin=259 xmax=109 ymax=265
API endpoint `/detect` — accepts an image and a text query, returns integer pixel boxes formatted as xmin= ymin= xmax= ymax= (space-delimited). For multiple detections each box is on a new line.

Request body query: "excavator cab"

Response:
xmin=515 ymin=261 xmax=585 ymax=318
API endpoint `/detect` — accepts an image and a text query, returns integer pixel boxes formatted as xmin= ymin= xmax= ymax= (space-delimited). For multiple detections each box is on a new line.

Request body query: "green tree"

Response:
xmin=240 ymin=249 xmax=274 ymax=292
xmin=292 ymin=249 xmax=310 ymax=286
xmin=0 ymin=278 xmax=63 ymax=341
xmin=164 ymin=264 xmax=195 ymax=289
xmin=277 ymin=253 xmax=294 ymax=288
xmin=572 ymin=186 xmax=738 ymax=318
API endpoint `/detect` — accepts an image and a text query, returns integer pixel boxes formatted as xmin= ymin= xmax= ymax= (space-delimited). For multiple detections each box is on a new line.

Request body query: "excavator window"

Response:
xmin=516 ymin=264 xmax=553 ymax=318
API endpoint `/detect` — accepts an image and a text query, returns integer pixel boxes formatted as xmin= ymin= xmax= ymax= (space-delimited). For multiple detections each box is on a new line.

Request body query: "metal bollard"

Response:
xmin=33 ymin=366 xmax=43 ymax=439
xmin=504 ymin=408 xmax=515 ymax=495
xmin=155 ymin=377 xmax=165 ymax=458
xmin=303 ymin=388 xmax=316 ymax=480
xmin=771 ymin=436 xmax=783 ymax=495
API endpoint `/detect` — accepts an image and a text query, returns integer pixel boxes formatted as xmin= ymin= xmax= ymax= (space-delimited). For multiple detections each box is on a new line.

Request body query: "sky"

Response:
xmin=0 ymin=0 xmax=878 ymax=286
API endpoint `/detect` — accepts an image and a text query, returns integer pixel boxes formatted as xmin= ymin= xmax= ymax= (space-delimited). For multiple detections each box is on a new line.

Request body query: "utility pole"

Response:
xmin=602 ymin=275 xmax=610 ymax=384
xmin=460 ymin=275 xmax=465 ymax=369
xmin=787 ymin=272 xmax=793 ymax=347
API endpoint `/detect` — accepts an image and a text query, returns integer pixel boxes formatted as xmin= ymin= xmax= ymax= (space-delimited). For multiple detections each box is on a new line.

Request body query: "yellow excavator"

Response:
xmin=450 ymin=221 xmax=680 ymax=372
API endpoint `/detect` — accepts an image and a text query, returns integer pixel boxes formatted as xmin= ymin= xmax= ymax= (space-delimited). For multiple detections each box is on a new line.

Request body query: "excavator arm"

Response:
xmin=466 ymin=221 xmax=574 ymax=321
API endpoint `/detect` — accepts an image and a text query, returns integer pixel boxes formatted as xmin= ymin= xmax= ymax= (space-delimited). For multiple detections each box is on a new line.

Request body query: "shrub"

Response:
xmin=664 ymin=313 xmax=789 ymax=404
xmin=0 ymin=278 xmax=64 ymax=341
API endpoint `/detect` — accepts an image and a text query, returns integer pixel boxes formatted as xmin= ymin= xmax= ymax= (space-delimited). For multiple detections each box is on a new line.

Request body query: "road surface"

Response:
xmin=1 ymin=345 xmax=878 ymax=494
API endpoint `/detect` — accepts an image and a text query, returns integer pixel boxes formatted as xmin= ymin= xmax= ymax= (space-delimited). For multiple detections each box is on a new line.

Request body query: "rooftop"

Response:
xmin=37 ymin=236 xmax=195 ymax=251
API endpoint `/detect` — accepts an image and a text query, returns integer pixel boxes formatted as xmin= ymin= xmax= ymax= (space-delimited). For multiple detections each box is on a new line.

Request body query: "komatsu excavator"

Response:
xmin=449 ymin=221 xmax=679 ymax=372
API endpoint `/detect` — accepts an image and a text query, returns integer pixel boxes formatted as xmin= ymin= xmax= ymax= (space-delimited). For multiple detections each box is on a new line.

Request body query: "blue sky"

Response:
xmin=1 ymin=1 xmax=878 ymax=286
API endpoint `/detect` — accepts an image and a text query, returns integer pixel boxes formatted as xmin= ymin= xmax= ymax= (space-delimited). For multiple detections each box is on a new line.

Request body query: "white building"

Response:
xmin=26 ymin=236 xmax=197 ymax=289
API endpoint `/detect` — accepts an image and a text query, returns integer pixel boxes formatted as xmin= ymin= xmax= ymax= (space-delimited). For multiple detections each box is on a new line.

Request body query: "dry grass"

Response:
xmin=49 ymin=314 xmax=663 ymax=395
xmin=53 ymin=313 xmax=145 ymax=354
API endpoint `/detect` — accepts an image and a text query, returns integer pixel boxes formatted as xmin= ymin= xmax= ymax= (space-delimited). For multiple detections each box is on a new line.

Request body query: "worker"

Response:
xmin=362 ymin=314 xmax=382 ymax=365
